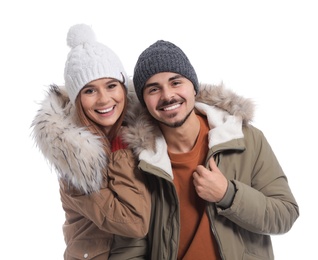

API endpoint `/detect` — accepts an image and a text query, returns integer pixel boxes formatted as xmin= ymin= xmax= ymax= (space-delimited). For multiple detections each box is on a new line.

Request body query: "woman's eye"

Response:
xmin=81 ymin=88 xmax=95 ymax=95
xmin=83 ymin=88 xmax=94 ymax=94
xmin=108 ymin=83 xmax=117 ymax=89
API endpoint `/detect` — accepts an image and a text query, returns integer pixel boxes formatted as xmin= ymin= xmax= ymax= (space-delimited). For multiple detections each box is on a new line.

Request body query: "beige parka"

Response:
xmin=32 ymin=85 xmax=151 ymax=260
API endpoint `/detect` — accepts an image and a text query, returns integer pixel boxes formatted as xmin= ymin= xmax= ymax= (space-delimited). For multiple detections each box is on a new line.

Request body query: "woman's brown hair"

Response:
xmin=74 ymin=82 xmax=128 ymax=158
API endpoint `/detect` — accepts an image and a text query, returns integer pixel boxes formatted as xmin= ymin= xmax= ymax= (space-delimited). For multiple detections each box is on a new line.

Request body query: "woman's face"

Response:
xmin=80 ymin=78 xmax=126 ymax=134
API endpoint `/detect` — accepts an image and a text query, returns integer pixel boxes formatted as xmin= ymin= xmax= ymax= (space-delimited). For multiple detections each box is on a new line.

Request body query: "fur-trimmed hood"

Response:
xmin=31 ymin=82 xmax=254 ymax=192
xmin=123 ymin=82 xmax=255 ymax=158
xmin=31 ymin=85 xmax=107 ymax=194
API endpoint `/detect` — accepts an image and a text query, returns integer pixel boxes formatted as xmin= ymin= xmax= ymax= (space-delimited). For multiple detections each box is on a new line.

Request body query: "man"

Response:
xmin=124 ymin=40 xmax=299 ymax=260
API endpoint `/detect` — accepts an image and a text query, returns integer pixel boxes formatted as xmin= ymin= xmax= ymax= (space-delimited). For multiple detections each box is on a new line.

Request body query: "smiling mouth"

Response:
xmin=159 ymin=102 xmax=182 ymax=111
xmin=96 ymin=106 xmax=115 ymax=114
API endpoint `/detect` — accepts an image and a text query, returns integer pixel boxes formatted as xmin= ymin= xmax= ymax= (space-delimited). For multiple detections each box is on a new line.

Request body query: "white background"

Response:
xmin=1 ymin=0 xmax=316 ymax=259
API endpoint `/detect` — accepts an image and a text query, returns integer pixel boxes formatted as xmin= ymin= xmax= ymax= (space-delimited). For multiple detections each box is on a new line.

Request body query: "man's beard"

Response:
xmin=158 ymin=107 xmax=194 ymax=128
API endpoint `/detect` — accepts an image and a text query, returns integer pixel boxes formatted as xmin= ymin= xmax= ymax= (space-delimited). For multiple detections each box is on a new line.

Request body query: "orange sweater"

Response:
xmin=169 ymin=115 xmax=220 ymax=260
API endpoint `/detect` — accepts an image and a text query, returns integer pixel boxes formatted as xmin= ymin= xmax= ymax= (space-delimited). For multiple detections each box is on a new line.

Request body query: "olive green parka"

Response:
xmin=123 ymin=83 xmax=299 ymax=260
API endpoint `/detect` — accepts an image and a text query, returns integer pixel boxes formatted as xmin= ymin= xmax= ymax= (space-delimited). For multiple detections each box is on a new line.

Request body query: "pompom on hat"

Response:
xmin=133 ymin=40 xmax=199 ymax=106
xmin=64 ymin=24 xmax=128 ymax=104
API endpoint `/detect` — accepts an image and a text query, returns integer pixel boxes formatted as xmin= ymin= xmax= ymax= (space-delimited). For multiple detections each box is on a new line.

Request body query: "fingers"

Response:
xmin=209 ymin=156 xmax=218 ymax=171
xmin=195 ymin=165 xmax=205 ymax=175
xmin=196 ymin=157 xmax=217 ymax=176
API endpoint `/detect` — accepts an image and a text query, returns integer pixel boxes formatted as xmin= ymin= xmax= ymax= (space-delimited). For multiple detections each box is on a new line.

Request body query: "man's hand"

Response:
xmin=193 ymin=157 xmax=228 ymax=202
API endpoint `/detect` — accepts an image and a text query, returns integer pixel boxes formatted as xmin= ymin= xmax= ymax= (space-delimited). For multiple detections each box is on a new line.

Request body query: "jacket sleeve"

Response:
xmin=216 ymin=126 xmax=299 ymax=235
xmin=60 ymin=149 xmax=151 ymax=238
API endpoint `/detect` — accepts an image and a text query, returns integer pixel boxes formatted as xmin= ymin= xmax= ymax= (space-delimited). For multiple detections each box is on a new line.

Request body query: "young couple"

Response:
xmin=32 ymin=24 xmax=299 ymax=260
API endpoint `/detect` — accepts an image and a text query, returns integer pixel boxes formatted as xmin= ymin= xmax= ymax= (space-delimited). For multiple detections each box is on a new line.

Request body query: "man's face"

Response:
xmin=143 ymin=72 xmax=196 ymax=128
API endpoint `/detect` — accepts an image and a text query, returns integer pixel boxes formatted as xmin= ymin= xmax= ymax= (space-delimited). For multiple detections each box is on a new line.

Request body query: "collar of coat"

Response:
xmin=123 ymin=82 xmax=255 ymax=178
xmin=31 ymin=82 xmax=254 ymax=192
xmin=31 ymin=85 xmax=107 ymax=194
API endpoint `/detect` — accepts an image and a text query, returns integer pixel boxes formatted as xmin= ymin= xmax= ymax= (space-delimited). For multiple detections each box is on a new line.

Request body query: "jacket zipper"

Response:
xmin=205 ymin=152 xmax=225 ymax=260
xmin=168 ymin=183 xmax=180 ymax=260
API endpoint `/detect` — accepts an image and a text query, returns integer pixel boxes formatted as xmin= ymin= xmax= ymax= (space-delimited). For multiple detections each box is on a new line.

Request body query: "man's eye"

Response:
xmin=149 ymin=87 xmax=158 ymax=93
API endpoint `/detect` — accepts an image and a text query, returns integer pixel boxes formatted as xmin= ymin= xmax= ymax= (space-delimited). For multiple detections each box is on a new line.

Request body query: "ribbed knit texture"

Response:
xmin=133 ymin=40 xmax=199 ymax=106
xmin=64 ymin=24 xmax=128 ymax=104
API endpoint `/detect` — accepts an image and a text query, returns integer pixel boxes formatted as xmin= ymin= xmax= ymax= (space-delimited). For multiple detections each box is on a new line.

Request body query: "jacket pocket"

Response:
xmin=65 ymin=239 xmax=111 ymax=260
xmin=238 ymin=229 xmax=274 ymax=260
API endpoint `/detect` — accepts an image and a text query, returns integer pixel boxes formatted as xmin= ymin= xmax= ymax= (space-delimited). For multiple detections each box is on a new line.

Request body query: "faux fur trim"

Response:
xmin=31 ymin=82 xmax=254 ymax=190
xmin=195 ymin=83 xmax=254 ymax=124
xmin=122 ymin=91 xmax=159 ymax=157
xmin=123 ymin=83 xmax=255 ymax=156
xmin=31 ymin=85 xmax=106 ymax=194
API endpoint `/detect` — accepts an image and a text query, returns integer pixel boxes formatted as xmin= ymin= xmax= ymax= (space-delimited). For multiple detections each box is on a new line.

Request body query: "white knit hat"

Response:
xmin=64 ymin=24 xmax=128 ymax=104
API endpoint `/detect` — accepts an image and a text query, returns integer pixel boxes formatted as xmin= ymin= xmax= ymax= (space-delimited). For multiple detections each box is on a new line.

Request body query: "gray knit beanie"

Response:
xmin=64 ymin=24 xmax=128 ymax=104
xmin=133 ymin=40 xmax=199 ymax=106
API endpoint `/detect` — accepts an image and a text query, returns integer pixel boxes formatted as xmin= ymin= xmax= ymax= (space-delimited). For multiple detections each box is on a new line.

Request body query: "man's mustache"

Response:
xmin=156 ymin=98 xmax=185 ymax=110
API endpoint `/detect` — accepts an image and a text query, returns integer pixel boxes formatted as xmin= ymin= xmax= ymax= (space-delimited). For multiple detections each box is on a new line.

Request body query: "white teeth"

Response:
xmin=97 ymin=107 xmax=113 ymax=113
xmin=163 ymin=104 xmax=180 ymax=111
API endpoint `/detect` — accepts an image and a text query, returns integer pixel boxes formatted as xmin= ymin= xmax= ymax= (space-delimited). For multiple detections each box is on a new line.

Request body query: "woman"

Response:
xmin=31 ymin=24 xmax=151 ymax=259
